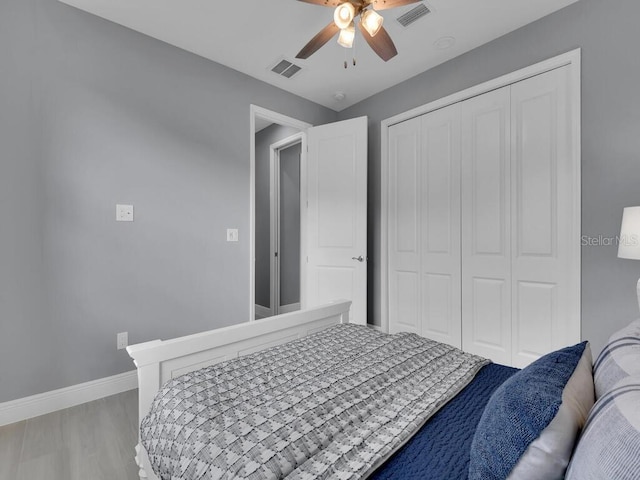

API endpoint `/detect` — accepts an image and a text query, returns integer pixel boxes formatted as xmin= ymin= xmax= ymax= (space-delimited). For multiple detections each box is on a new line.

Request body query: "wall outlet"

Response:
xmin=117 ymin=332 xmax=128 ymax=350
xmin=116 ymin=204 xmax=134 ymax=222
xmin=227 ymin=228 xmax=239 ymax=242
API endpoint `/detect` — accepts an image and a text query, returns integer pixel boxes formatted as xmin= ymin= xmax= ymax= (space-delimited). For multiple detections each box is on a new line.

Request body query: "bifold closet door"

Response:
xmin=461 ymin=86 xmax=512 ymax=365
xmin=387 ymin=62 xmax=579 ymax=367
xmin=461 ymin=67 xmax=578 ymax=367
xmin=388 ymin=104 xmax=462 ymax=349
xmin=388 ymin=117 xmax=421 ymax=335
xmin=510 ymin=66 xmax=579 ymax=368
xmin=420 ymin=104 xmax=461 ymax=348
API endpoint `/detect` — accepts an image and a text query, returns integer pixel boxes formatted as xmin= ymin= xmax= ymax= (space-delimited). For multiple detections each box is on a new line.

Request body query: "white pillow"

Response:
xmin=593 ymin=319 xmax=640 ymax=399
xmin=566 ymin=375 xmax=640 ymax=480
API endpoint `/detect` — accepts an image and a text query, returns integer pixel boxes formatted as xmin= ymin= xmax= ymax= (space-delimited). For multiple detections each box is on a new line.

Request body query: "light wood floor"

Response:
xmin=0 ymin=389 xmax=140 ymax=480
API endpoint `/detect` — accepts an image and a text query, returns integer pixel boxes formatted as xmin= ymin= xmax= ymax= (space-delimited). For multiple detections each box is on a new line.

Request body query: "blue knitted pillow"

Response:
xmin=468 ymin=342 xmax=593 ymax=480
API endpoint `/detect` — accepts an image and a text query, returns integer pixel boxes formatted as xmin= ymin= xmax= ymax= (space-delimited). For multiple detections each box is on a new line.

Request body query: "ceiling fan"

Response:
xmin=296 ymin=0 xmax=422 ymax=62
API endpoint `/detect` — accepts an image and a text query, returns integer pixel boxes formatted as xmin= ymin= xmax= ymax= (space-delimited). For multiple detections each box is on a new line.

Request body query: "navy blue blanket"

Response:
xmin=370 ymin=363 xmax=518 ymax=480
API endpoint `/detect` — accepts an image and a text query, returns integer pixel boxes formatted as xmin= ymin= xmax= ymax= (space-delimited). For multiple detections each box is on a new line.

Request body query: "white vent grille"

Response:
xmin=270 ymin=59 xmax=302 ymax=79
xmin=397 ymin=3 xmax=430 ymax=27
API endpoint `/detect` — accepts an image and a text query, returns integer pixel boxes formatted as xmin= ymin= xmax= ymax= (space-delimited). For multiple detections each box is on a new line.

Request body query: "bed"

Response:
xmin=127 ymin=300 xmax=640 ymax=480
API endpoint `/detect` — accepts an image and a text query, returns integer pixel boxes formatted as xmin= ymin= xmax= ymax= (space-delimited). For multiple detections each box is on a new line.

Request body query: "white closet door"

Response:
xmin=461 ymin=87 xmax=512 ymax=364
xmin=420 ymin=104 xmax=462 ymax=348
xmin=388 ymin=117 xmax=422 ymax=334
xmin=510 ymin=66 xmax=579 ymax=368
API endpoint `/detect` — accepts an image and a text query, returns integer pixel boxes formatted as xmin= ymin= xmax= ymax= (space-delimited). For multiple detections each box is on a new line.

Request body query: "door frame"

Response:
xmin=379 ymin=48 xmax=581 ymax=333
xmin=269 ymin=133 xmax=304 ymax=317
xmin=250 ymin=105 xmax=311 ymax=321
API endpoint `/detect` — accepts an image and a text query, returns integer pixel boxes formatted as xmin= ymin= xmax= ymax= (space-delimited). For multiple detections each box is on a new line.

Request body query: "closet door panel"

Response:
xmin=461 ymin=87 xmax=511 ymax=364
xmin=424 ymin=273 xmax=454 ymax=338
xmin=511 ymin=66 xmax=578 ymax=368
xmin=471 ymin=277 xmax=509 ymax=348
xmin=516 ymin=281 xmax=555 ymax=357
xmin=388 ymin=118 xmax=422 ymax=334
xmin=515 ymin=91 xmax=556 ymax=258
xmin=394 ymin=271 xmax=420 ymax=333
xmin=421 ymin=104 xmax=461 ymax=348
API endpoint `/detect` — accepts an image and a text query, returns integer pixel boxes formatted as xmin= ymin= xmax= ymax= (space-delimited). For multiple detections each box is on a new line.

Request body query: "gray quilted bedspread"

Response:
xmin=141 ymin=323 xmax=489 ymax=480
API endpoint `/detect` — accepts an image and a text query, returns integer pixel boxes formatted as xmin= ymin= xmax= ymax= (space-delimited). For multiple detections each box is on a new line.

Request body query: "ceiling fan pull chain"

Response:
xmin=353 ymin=36 xmax=357 ymax=66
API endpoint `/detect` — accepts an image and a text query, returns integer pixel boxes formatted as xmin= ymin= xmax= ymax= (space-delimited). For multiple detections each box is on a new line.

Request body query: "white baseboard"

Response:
xmin=0 ymin=370 xmax=138 ymax=427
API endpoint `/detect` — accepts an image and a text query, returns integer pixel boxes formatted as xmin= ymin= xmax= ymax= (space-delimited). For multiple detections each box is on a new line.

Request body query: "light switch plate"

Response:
xmin=117 ymin=332 xmax=128 ymax=350
xmin=227 ymin=228 xmax=239 ymax=242
xmin=116 ymin=204 xmax=134 ymax=222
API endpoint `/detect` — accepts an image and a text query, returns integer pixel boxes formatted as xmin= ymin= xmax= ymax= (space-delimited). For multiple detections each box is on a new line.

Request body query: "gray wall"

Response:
xmin=254 ymin=124 xmax=300 ymax=309
xmin=0 ymin=0 xmax=336 ymax=402
xmin=338 ymin=0 xmax=640 ymax=355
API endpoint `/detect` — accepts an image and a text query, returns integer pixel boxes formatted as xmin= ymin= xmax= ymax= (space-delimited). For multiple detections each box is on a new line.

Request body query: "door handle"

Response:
xmin=352 ymin=256 xmax=365 ymax=262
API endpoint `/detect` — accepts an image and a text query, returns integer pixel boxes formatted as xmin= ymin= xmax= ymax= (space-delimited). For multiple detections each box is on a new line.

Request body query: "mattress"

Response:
xmin=370 ymin=363 xmax=519 ymax=480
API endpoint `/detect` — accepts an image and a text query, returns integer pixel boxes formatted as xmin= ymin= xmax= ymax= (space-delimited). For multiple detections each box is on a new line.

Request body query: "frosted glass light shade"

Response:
xmin=334 ymin=3 xmax=356 ymax=29
xmin=337 ymin=23 xmax=355 ymax=48
xmin=618 ymin=206 xmax=640 ymax=259
xmin=361 ymin=9 xmax=383 ymax=37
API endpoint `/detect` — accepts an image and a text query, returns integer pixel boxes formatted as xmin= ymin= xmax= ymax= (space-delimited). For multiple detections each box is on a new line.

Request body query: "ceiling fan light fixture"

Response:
xmin=334 ymin=2 xmax=356 ymax=29
xmin=337 ymin=22 xmax=355 ymax=48
xmin=361 ymin=9 xmax=384 ymax=37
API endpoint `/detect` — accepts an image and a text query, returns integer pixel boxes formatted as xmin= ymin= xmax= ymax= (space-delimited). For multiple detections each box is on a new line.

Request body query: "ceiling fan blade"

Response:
xmin=370 ymin=0 xmax=422 ymax=11
xmin=296 ymin=22 xmax=341 ymax=59
xmin=297 ymin=0 xmax=342 ymax=7
xmin=357 ymin=23 xmax=397 ymax=61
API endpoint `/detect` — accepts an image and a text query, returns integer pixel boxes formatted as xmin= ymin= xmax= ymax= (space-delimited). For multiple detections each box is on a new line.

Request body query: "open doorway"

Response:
xmin=255 ymin=133 xmax=303 ymax=318
xmin=250 ymin=106 xmax=311 ymax=320
xmin=250 ymin=107 xmax=368 ymax=324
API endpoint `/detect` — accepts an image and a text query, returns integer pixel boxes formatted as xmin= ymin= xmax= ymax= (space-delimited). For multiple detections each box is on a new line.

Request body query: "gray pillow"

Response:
xmin=566 ymin=375 xmax=640 ymax=480
xmin=593 ymin=319 xmax=640 ymax=399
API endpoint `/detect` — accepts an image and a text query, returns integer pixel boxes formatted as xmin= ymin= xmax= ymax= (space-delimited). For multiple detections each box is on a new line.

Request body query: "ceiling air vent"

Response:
xmin=270 ymin=59 xmax=302 ymax=79
xmin=397 ymin=3 xmax=430 ymax=27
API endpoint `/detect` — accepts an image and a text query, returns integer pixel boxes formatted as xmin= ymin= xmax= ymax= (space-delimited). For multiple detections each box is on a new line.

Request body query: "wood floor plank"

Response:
xmin=121 ymin=389 xmax=140 ymax=440
xmin=62 ymin=401 xmax=102 ymax=479
xmin=0 ymin=389 xmax=140 ymax=480
xmin=15 ymin=449 xmax=71 ymax=480
xmin=20 ymin=410 xmax=64 ymax=461
xmin=0 ymin=420 xmax=26 ymax=479
xmin=96 ymin=394 xmax=139 ymax=470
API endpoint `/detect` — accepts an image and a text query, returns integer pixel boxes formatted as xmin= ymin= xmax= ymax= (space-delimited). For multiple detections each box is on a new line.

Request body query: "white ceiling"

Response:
xmin=58 ymin=0 xmax=580 ymax=112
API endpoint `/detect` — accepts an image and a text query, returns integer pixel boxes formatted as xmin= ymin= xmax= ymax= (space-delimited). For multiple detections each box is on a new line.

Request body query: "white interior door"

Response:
xmin=461 ymin=86 xmax=512 ymax=364
xmin=387 ymin=104 xmax=462 ymax=348
xmin=510 ymin=66 xmax=579 ymax=368
xmin=388 ymin=117 xmax=422 ymax=335
xmin=306 ymin=116 xmax=368 ymax=325
xmin=419 ymin=104 xmax=462 ymax=348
